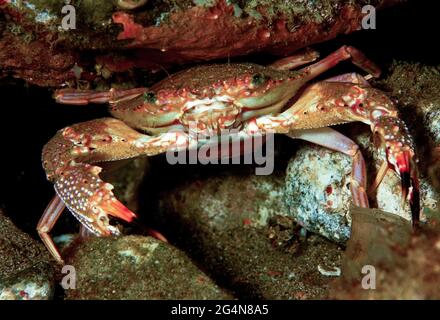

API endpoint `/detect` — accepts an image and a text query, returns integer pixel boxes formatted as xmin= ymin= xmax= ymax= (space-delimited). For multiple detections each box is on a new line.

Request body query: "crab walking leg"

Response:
xmin=323 ymin=72 xmax=371 ymax=86
xmin=299 ymin=45 xmax=382 ymax=81
xmin=246 ymin=80 xmax=420 ymax=225
xmin=287 ymin=128 xmax=369 ymax=207
xmin=368 ymin=160 xmax=389 ymax=196
xmin=54 ymin=87 xmax=148 ymax=105
xmin=269 ymin=48 xmax=320 ymax=70
xmin=41 ymin=118 xmax=192 ymax=261
xmin=37 ymin=195 xmax=66 ymax=264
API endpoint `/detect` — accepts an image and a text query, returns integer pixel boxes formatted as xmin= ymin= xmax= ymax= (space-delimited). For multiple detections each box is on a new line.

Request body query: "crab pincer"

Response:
xmin=53 ymin=162 xmax=137 ymax=235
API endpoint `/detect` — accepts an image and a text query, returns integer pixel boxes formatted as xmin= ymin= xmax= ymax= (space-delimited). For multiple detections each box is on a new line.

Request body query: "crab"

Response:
xmin=40 ymin=46 xmax=420 ymax=264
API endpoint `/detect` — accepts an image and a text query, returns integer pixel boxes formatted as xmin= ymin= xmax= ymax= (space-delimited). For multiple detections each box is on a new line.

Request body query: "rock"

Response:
xmin=65 ymin=235 xmax=231 ymax=300
xmin=284 ymin=126 xmax=440 ymax=244
xmin=330 ymin=207 xmax=440 ymax=299
xmin=285 ymin=144 xmax=353 ymax=243
xmin=0 ymin=210 xmax=56 ymax=300
xmin=154 ymin=165 xmax=343 ymax=299
xmin=1 ymin=0 xmax=402 ymax=87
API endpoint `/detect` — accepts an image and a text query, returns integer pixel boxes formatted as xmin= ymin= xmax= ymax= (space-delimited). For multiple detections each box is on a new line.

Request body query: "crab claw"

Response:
xmin=372 ymin=116 xmax=420 ymax=227
xmin=54 ymin=162 xmax=137 ymax=236
xmin=396 ymin=152 xmax=420 ymax=227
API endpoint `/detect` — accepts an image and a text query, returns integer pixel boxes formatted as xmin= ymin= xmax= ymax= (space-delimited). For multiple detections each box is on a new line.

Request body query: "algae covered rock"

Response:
xmin=65 ymin=235 xmax=231 ymax=300
xmin=0 ymin=210 xmax=56 ymax=300
xmin=377 ymin=62 xmax=440 ymax=148
xmin=1 ymin=0 xmax=402 ymax=87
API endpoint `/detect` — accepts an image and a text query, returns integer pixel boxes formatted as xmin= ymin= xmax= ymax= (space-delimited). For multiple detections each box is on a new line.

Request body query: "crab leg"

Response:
xmin=323 ymin=72 xmax=371 ymax=86
xmin=247 ymin=80 xmax=420 ymax=225
xmin=368 ymin=160 xmax=389 ymax=196
xmin=289 ymin=128 xmax=369 ymax=207
xmin=37 ymin=195 xmax=66 ymax=264
xmin=54 ymin=87 xmax=148 ymax=105
xmin=269 ymin=48 xmax=320 ymax=70
xmin=41 ymin=118 xmax=191 ymax=262
xmin=299 ymin=45 xmax=381 ymax=80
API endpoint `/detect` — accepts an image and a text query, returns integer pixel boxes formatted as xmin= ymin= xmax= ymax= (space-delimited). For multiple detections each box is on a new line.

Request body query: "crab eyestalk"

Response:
xmin=371 ymin=115 xmax=420 ymax=227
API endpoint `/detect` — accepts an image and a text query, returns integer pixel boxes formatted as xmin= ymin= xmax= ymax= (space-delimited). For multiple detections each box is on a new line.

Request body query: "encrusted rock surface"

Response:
xmin=65 ymin=235 xmax=232 ymax=300
xmin=0 ymin=0 xmax=402 ymax=86
xmin=0 ymin=210 xmax=56 ymax=300
xmin=285 ymin=144 xmax=353 ymax=243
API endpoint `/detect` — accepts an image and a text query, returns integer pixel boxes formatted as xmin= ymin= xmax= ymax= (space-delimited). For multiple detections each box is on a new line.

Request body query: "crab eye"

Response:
xmin=251 ymin=73 xmax=268 ymax=87
xmin=143 ymin=92 xmax=157 ymax=104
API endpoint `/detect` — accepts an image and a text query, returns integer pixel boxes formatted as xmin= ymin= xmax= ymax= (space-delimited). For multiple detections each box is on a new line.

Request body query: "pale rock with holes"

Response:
xmin=285 ymin=143 xmax=353 ymax=243
xmin=285 ymin=127 xmax=439 ymax=244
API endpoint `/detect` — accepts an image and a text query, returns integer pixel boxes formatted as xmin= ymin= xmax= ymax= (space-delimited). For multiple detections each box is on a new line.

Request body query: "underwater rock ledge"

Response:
xmin=1 ymin=0 xmax=402 ymax=87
